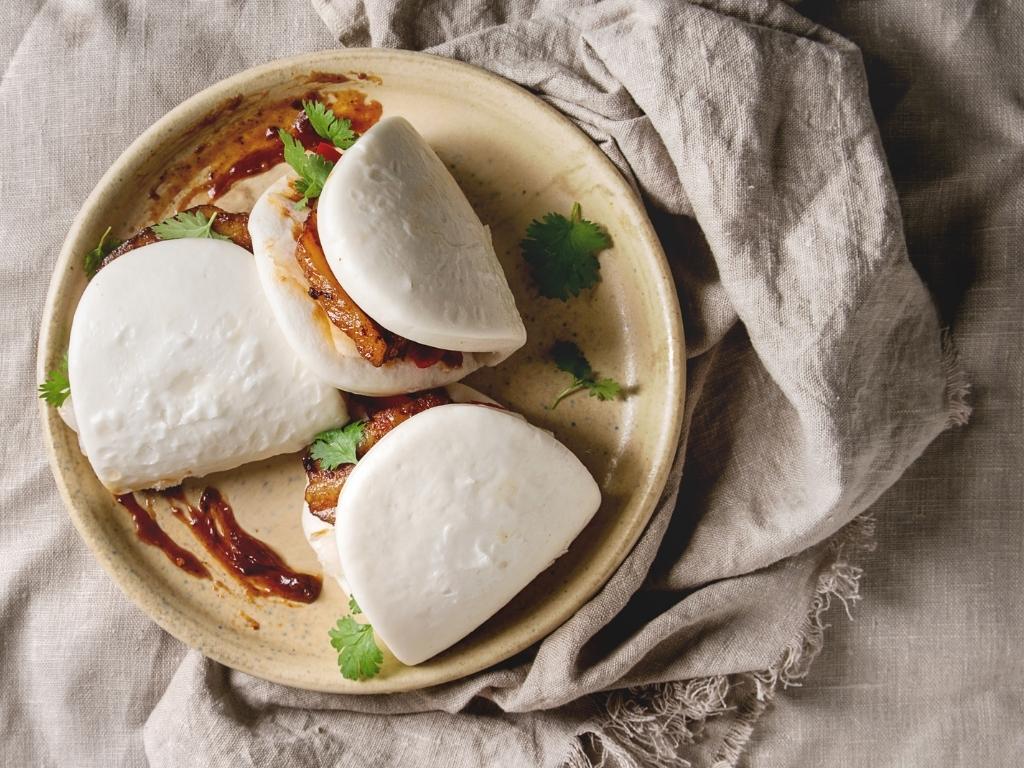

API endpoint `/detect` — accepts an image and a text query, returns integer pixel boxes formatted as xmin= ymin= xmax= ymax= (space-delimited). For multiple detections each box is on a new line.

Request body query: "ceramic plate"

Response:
xmin=37 ymin=49 xmax=684 ymax=693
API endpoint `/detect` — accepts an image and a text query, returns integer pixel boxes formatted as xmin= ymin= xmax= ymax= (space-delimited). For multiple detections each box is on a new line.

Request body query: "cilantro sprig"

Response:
xmin=39 ymin=354 xmax=71 ymax=407
xmin=310 ymin=420 xmax=365 ymax=470
xmin=303 ymin=100 xmax=358 ymax=149
xmin=521 ymin=202 xmax=610 ymax=300
xmin=549 ymin=341 xmax=622 ymax=409
xmin=329 ymin=606 xmax=383 ymax=681
xmin=152 ymin=211 xmax=230 ymax=241
xmin=83 ymin=226 xmax=120 ymax=279
xmin=278 ymin=129 xmax=334 ymax=207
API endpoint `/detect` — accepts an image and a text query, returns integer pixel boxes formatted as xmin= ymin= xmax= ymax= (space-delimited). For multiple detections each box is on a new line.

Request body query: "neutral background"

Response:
xmin=2 ymin=0 xmax=1021 ymax=766
xmin=746 ymin=1 xmax=1024 ymax=765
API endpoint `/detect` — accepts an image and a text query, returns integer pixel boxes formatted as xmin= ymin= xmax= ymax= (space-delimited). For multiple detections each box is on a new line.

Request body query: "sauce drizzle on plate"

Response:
xmin=163 ymin=486 xmax=322 ymax=604
xmin=116 ymin=493 xmax=210 ymax=578
xmin=204 ymin=89 xmax=384 ymax=201
xmin=117 ymin=487 xmax=322 ymax=604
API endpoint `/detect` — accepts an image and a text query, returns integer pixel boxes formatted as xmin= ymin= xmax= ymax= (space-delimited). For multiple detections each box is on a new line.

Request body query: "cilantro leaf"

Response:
xmin=551 ymin=340 xmax=593 ymax=381
xmin=329 ymin=615 xmax=383 ymax=680
xmin=521 ymin=202 xmax=610 ymax=300
xmin=310 ymin=420 xmax=365 ymax=470
xmin=348 ymin=595 xmax=362 ymax=615
xmin=303 ymin=100 xmax=358 ymax=149
xmin=587 ymin=378 xmax=622 ymax=401
xmin=549 ymin=340 xmax=622 ymax=409
xmin=38 ymin=354 xmax=71 ymax=407
xmin=152 ymin=211 xmax=230 ymax=241
xmin=83 ymin=226 xmax=120 ymax=279
xmin=278 ymin=129 xmax=334 ymax=207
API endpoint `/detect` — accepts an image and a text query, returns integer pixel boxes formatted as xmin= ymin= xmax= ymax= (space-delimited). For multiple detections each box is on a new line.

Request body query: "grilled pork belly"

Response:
xmin=296 ymin=208 xmax=394 ymax=367
xmin=302 ymin=389 xmax=452 ymax=525
xmin=295 ymin=208 xmax=462 ymax=371
xmin=99 ymin=205 xmax=252 ymax=272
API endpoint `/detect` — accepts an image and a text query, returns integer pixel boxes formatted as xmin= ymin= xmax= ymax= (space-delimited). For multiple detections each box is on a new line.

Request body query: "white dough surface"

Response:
xmin=67 ymin=239 xmax=348 ymax=492
xmin=334 ymin=404 xmax=600 ymax=665
xmin=317 ymin=117 xmax=526 ymax=355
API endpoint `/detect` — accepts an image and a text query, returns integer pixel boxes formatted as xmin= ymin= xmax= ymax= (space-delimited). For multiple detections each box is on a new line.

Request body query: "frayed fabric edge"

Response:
xmin=565 ymin=513 xmax=877 ymax=768
xmin=564 ymin=326 xmax=969 ymax=767
xmin=941 ymin=328 xmax=972 ymax=428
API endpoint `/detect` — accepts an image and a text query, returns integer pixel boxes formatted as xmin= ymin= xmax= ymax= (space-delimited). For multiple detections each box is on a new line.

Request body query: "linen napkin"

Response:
xmin=138 ymin=1 xmax=968 ymax=766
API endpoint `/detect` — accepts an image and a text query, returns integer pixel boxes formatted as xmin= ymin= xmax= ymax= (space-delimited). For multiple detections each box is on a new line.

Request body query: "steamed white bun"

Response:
xmin=67 ymin=239 xmax=348 ymax=492
xmin=249 ymin=173 xmax=496 ymax=396
xmin=318 ymin=117 xmax=526 ymax=355
xmin=335 ymin=403 xmax=600 ymax=665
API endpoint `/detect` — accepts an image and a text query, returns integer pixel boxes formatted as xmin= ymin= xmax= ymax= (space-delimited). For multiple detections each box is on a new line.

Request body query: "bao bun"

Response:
xmin=303 ymin=384 xmax=601 ymax=666
xmin=249 ymin=117 xmax=526 ymax=396
xmin=66 ymin=240 xmax=347 ymax=493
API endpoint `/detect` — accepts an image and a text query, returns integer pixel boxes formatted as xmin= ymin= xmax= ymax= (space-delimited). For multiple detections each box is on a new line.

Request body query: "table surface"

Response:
xmin=745 ymin=2 xmax=1024 ymax=765
xmin=2 ymin=1 xmax=1021 ymax=766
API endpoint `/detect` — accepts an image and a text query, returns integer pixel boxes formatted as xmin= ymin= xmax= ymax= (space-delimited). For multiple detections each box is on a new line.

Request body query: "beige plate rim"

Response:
xmin=37 ymin=49 xmax=685 ymax=693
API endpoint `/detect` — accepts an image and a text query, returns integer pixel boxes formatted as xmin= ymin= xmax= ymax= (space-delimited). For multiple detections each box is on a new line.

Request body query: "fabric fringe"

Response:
xmin=568 ymin=513 xmax=877 ymax=768
xmin=595 ymin=676 xmax=732 ymax=768
xmin=709 ymin=686 xmax=769 ymax=768
xmin=941 ymin=328 xmax=972 ymax=428
xmin=751 ymin=513 xmax=876 ymax=699
xmin=565 ymin=737 xmax=592 ymax=768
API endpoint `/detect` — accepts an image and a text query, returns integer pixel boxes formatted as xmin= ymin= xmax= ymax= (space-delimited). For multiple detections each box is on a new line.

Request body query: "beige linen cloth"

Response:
xmin=0 ymin=1 xmax=969 ymax=766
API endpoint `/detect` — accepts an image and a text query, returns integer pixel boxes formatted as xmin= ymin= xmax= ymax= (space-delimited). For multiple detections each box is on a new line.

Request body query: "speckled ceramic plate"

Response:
xmin=37 ymin=49 xmax=684 ymax=693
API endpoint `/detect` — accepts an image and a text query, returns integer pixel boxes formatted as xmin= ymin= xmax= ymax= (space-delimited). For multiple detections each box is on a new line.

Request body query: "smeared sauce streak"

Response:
xmin=208 ymin=143 xmax=284 ymax=199
xmin=306 ymin=71 xmax=352 ymax=84
xmin=306 ymin=71 xmax=383 ymax=86
xmin=117 ymin=487 xmax=321 ymax=604
xmin=162 ymin=487 xmax=322 ymax=604
xmin=204 ymin=89 xmax=384 ymax=200
xmin=328 ymin=88 xmax=384 ymax=134
xmin=115 ymin=493 xmax=210 ymax=578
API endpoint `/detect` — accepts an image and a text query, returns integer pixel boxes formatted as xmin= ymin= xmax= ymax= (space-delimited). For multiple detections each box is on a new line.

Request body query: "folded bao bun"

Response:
xmin=303 ymin=385 xmax=601 ymax=666
xmin=302 ymin=383 xmax=500 ymax=594
xmin=67 ymin=239 xmax=348 ymax=493
xmin=318 ymin=117 xmax=525 ymax=352
xmin=249 ymin=116 xmax=526 ymax=396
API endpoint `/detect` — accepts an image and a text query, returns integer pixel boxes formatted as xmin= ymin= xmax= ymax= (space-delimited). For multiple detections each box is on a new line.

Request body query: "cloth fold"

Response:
xmin=137 ymin=1 xmax=963 ymax=766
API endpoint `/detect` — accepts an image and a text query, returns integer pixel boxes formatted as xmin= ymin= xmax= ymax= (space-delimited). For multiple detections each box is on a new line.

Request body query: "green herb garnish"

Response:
xmin=83 ymin=226 xmax=120 ymax=279
xmin=521 ymin=202 xmax=610 ymax=300
xmin=277 ymin=129 xmax=334 ymax=207
xmin=152 ymin=211 xmax=230 ymax=241
xmin=310 ymin=420 xmax=365 ymax=470
xmin=329 ymin=615 xmax=383 ymax=680
xmin=549 ymin=341 xmax=621 ymax=409
xmin=39 ymin=354 xmax=71 ymax=407
xmin=303 ymin=100 xmax=358 ymax=149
